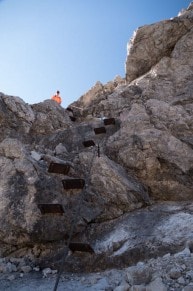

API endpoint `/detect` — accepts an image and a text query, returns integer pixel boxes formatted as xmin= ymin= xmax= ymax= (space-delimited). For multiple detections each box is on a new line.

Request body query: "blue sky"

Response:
xmin=0 ymin=0 xmax=191 ymax=108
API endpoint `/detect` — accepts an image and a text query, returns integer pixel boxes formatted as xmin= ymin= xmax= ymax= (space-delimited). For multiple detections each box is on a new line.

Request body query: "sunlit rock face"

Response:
xmin=0 ymin=94 xmax=72 ymax=142
xmin=125 ymin=2 xmax=193 ymax=83
xmin=0 ymin=94 xmax=148 ymax=253
xmin=1 ymin=2 xmax=193 ymax=273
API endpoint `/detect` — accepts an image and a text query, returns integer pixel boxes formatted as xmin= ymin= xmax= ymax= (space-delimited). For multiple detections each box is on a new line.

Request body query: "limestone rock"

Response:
xmin=79 ymin=153 xmax=149 ymax=221
xmin=125 ymin=6 xmax=193 ymax=83
xmin=20 ymin=265 xmax=32 ymax=273
xmin=1 ymin=94 xmax=35 ymax=124
xmin=183 ymin=286 xmax=193 ymax=291
xmin=70 ymin=76 xmax=125 ymax=119
xmin=106 ymin=102 xmax=193 ymax=201
xmin=113 ymin=284 xmax=130 ymax=291
xmin=0 ymin=93 xmax=34 ymax=141
xmin=126 ymin=264 xmax=152 ymax=285
xmin=31 ymin=150 xmax=42 ymax=161
xmin=169 ymin=267 xmax=181 ymax=279
xmin=129 ymin=285 xmax=146 ymax=291
xmin=1 ymin=1 xmax=193 ymax=282
xmin=30 ymin=100 xmax=72 ymax=134
xmin=146 ymin=277 xmax=167 ymax=291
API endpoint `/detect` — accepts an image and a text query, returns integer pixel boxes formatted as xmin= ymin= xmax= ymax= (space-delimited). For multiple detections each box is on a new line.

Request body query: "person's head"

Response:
xmin=56 ymin=90 xmax=60 ymax=95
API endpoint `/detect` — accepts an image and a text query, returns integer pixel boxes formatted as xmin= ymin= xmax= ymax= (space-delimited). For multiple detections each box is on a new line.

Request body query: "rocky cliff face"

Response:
xmin=0 ymin=1 xmax=193 ymax=280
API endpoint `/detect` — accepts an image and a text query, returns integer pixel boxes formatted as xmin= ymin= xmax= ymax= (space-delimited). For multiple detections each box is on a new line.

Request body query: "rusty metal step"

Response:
xmin=83 ymin=140 xmax=95 ymax=147
xmin=103 ymin=117 xmax=115 ymax=125
xmin=38 ymin=204 xmax=64 ymax=215
xmin=94 ymin=127 xmax=106 ymax=134
xmin=69 ymin=242 xmax=95 ymax=253
xmin=48 ymin=162 xmax=70 ymax=175
xmin=62 ymin=179 xmax=85 ymax=189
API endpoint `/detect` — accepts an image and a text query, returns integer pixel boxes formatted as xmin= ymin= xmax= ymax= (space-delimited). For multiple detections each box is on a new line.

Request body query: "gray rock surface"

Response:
xmin=125 ymin=3 xmax=193 ymax=83
xmin=1 ymin=246 xmax=193 ymax=290
xmin=1 ymin=2 xmax=193 ymax=290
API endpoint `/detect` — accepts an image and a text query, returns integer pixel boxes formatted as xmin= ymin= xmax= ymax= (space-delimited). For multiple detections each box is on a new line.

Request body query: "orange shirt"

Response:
xmin=51 ymin=94 xmax=62 ymax=105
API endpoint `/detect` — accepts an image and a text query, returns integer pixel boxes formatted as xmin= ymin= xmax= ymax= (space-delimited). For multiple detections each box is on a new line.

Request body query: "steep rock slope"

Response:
xmin=71 ymin=1 xmax=193 ymax=203
xmin=0 ymin=2 xmax=193 ymax=280
xmin=0 ymin=95 xmax=148 ymax=255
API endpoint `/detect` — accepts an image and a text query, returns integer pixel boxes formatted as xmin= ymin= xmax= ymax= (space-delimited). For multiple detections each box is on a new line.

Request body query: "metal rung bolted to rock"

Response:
xmin=48 ymin=162 xmax=70 ymax=175
xmin=38 ymin=204 xmax=64 ymax=215
xmin=62 ymin=179 xmax=85 ymax=189
xmin=69 ymin=242 xmax=95 ymax=253
xmin=83 ymin=140 xmax=95 ymax=147
xmin=103 ymin=118 xmax=115 ymax=125
xmin=69 ymin=116 xmax=76 ymax=122
xmin=94 ymin=127 xmax=106 ymax=134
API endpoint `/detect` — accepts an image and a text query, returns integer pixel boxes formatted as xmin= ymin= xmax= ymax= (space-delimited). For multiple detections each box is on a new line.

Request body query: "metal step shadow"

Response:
xmin=38 ymin=204 xmax=64 ymax=215
xmin=69 ymin=116 xmax=76 ymax=122
xmin=69 ymin=242 xmax=95 ymax=253
xmin=62 ymin=179 xmax=85 ymax=190
xmin=48 ymin=162 xmax=70 ymax=175
xmin=94 ymin=127 xmax=106 ymax=134
xmin=103 ymin=117 xmax=115 ymax=125
xmin=83 ymin=140 xmax=95 ymax=147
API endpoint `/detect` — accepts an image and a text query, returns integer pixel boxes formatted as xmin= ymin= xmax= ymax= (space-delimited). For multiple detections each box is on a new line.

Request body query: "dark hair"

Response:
xmin=57 ymin=90 xmax=60 ymax=94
